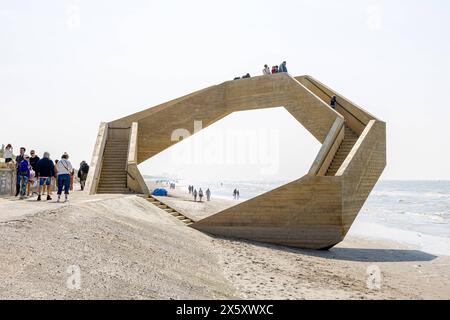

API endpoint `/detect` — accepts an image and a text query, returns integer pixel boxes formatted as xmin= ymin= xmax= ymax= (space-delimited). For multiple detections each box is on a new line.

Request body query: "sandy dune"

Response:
xmin=0 ymin=188 xmax=449 ymax=299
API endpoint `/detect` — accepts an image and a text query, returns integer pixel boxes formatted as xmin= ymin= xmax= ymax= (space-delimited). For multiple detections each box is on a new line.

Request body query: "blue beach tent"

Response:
xmin=152 ymin=188 xmax=168 ymax=196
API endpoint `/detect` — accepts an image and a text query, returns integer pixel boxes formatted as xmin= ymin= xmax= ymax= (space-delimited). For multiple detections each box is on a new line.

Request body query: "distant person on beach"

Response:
xmin=56 ymin=153 xmax=73 ymax=203
xmin=263 ymin=64 xmax=271 ymax=75
xmin=233 ymin=189 xmax=237 ymax=200
xmin=242 ymin=73 xmax=251 ymax=79
xmin=193 ymin=189 xmax=197 ymax=202
xmin=78 ymin=161 xmax=89 ymax=191
xmin=15 ymin=147 xmax=26 ymax=197
xmin=233 ymin=77 xmax=241 ymax=80
xmin=18 ymin=155 xmax=30 ymax=199
xmin=36 ymin=152 xmax=55 ymax=201
xmin=4 ymin=144 xmax=13 ymax=163
xmin=236 ymin=189 xmax=240 ymax=200
xmin=198 ymin=188 xmax=204 ymax=202
xmin=271 ymin=66 xmax=278 ymax=74
xmin=279 ymin=61 xmax=288 ymax=73
xmin=330 ymin=95 xmax=337 ymax=109
xmin=206 ymin=188 xmax=211 ymax=201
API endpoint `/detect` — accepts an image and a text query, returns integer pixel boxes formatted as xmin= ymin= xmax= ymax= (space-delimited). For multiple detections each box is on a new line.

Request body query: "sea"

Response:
xmin=146 ymin=177 xmax=450 ymax=256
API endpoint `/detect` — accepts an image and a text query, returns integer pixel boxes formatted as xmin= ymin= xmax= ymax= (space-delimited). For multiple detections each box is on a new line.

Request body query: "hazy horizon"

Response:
xmin=1 ymin=0 xmax=449 ymax=182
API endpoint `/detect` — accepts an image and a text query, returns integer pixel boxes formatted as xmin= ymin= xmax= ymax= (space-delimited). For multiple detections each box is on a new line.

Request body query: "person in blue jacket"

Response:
xmin=18 ymin=155 xmax=30 ymax=199
xmin=279 ymin=61 xmax=288 ymax=73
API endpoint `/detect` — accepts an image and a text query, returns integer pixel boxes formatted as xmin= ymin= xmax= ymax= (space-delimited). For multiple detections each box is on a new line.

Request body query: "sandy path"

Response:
xmin=0 ymin=193 xmax=236 ymax=299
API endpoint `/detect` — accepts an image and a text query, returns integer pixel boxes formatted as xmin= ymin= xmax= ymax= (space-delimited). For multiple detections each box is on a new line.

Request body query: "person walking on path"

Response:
xmin=279 ymin=61 xmax=288 ymax=73
xmin=206 ymin=188 xmax=211 ymax=201
xmin=4 ymin=144 xmax=13 ymax=163
xmin=18 ymin=155 xmax=30 ymax=199
xmin=29 ymin=150 xmax=40 ymax=176
xmin=193 ymin=189 xmax=198 ymax=202
xmin=56 ymin=153 xmax=73 ymax=203
xmin=15 ymin=147 xmax=26 ymax=196
xmin=36 ymin=152 xmax=55 ymax=201
xmin=27 ymin=167 xmax=36 ymax=197
xmin=78 ymin=161 xmax=89 ymax=191
xmin=198 ymin=188 xmax=204 ymax=202
xmin=54 ymin=159 xmax=59 ymax=190
xmin=27 ymin=150 xmax=40 ymax=195
xmin=263 ymin=64 xmax=271 ymax=75
xmin=330 ymin=95 xmax=337 ymax=110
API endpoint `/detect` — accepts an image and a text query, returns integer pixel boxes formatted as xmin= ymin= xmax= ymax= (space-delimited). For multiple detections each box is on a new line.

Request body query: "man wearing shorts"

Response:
xmin=35 ymin=152 xmax=55 ymax=201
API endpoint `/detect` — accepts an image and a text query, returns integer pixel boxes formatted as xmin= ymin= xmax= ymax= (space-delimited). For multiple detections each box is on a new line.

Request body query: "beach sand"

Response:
xmin=0 ymin=186 xmax=449 ymax=299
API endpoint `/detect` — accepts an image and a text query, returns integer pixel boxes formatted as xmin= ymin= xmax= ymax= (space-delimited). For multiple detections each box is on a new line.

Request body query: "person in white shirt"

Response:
xmin=262 ymin=64 xmax=271 ymax=75
xmin=56 ymin=152 xmax=73 ymax=202
xmin=4 ymin=144 xmax=13 ymax=163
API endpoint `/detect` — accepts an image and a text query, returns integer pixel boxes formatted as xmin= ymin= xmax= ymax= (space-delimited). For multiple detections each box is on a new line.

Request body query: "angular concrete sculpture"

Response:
xmin=86 ymin=73 xmax=386 ymax=249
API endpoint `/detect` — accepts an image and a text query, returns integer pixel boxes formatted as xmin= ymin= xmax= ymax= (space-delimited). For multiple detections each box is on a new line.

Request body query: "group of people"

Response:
xmin=233 ymin=188 xmax=240 ymax=200
xmin=188 ymin=185 xmax=211 ymax=202
xmin=234 ymin=61 xmax=289 ymax=81
xmin=3 ymin=144 xmax=89 ymax=202
xmin=263 ymin=61 xmax=288 ymax=75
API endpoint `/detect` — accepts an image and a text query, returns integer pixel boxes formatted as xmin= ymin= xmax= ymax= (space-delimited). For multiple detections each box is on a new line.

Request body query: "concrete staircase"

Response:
xmin=97 ymin=129 xmax=131 ymax=194
xmin=326 ymin=125 xmax=359 ymax=176
xmin=146 ymin=196 xmax=193 ymax=226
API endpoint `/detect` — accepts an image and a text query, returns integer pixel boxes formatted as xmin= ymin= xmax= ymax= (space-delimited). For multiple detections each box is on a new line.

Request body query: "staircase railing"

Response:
xmin=85 ymin=122 xmax=109 ymax=195
xmin=126 ymin=122 xmax=150 ymax=195
xmin=309 ymin=117 xmax=345 ymax=176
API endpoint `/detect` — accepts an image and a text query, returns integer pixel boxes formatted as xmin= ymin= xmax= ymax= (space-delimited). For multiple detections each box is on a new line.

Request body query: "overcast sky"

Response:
xmin=1 ymin=0 xmax=449 ymax=182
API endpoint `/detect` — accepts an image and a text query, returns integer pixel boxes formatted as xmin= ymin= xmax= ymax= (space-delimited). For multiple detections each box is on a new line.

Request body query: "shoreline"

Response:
xmin=149 ymin=181 xmax=450 ymax=258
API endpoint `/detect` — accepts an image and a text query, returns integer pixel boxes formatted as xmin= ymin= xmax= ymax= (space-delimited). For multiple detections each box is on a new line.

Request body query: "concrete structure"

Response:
xmin=86 ymin=73 xmax=386 ymax=249
xmin=0 ymin=167 xmax=16 ymax=197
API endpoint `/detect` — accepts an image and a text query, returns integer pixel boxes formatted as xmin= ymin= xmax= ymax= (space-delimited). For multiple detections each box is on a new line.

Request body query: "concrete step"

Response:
xmin=97 ymin=185 xmax=128 ymax=189
xmin=97 ymin=190 xmax=131 ymax=194
xmin=101 ymin=167 xmax=126 ymax=171
xmin=103 ymin=153 xmax=128 ymax=162
xmin=100 ymin=172 xmax=127 ymax=176
xmin=99 ymin=179 xmax=127 ymax=186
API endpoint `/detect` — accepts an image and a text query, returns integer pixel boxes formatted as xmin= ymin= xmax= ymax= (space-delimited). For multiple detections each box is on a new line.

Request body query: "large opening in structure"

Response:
xmin=138 ymin=107 xmax=321 ymax=220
